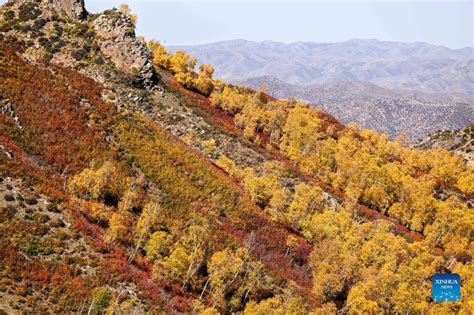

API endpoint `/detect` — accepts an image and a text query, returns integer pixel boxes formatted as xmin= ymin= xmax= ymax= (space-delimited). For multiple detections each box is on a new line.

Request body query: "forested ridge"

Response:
xmin=0 ymin=0 xmax=473 ymax=313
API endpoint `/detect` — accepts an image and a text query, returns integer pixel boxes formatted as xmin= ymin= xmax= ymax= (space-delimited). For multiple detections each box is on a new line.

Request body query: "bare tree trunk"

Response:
xmin=87 ymin=298 xmax=95 ymax=315
xmin=128 ymin=243 xmax=140 ymax=264
xmin=200 ymin=274 xmax=212 ymax=299
xmin=79 ymin=300 xmax=86 ymax=315
xmin=244 ymin=288 xmax=250 ymax=302
xmin=303 ymin=264 xmax=310 ymax=278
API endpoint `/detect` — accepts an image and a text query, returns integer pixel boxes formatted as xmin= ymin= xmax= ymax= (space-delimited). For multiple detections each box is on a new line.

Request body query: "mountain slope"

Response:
xmin=237 ymin=76 xmax=474 ymax=139
xmin=169 ymin=39 xmax=474 ymax=95
xmin=415 ymin=124 xmax=474 ymax=166
xmin=1 ymin=1 xmax=473 ymax=314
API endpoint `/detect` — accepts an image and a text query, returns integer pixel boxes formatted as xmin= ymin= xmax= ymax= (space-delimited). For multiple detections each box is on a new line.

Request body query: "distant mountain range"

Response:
xmin=169 ymin=39 xmax=474 ymax=95
xmin=170 ymin=39 xmax=474 ymax=138
xmin=235 ymin=76 xmax=473 ymax=139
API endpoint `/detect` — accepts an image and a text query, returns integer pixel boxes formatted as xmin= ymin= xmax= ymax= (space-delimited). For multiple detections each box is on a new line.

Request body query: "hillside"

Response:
xmin=237 ymin=76 xmax=474 ymax=139
xmin=169 ymin=39 xmax=474 ymax=95
xmin=416 ymin=125 xmax=474 ymax=166
xmin=0 ymin=0 xmax=473 ymax=314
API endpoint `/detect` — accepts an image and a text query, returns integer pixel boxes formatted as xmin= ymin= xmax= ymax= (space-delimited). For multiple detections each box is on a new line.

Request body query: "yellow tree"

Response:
xmin=428 ymin=148 xmax=465 ymax=185
xmin=310 ymin=236 xmax=359 ymax=302
xmin=118 ymin=4 xmax=137 ymax=24
xmin=194 ymin=64 xmax=215 ymax=95
xmin=243 ymin=169 xmax=280 ymax=207
xmin=106 ymin=210 xmax=133 ymax=242
xmin=300 ymin=138 xmax=337 ymax=183
xmin=287 ymin=183 xmax=324 ymax=230
xmin=424 ymin=196 xmax=473 ymax=254
xmin=170 ymin=50 xmax=197 ymax=88
xmin=215 ymin=155 xmax=245 ymax=180
xmin=259 ymin=99 xmax=290 ymax=145
xmin=202 ymin=139 xmax=217 ymax=156
xmin=235 ymin=98 xmax=268 ymax=140
xmin=206 ymin=248 xmax=248 ymax=307
xmin=458 ymin=169 xmax=474 ymax=194
xmin=243 ymin=295 xmax=284 ymax=315
xmin=279 ymin=104 xmax=325 ymax=162
xmin=210 ymin=85 xmax=250 ymax=115
xmin=148 ymin=40 xmax=172 ymax=70
xmin=130 ymin=202 xmax=162 ymax=263
xmin=67 ymin=162 xmax=115 ymax=200
xmin=346 ymin=284 xmax=382 ymax=314
xmin=180 ymin=224 xmax=208 ymax=290
xmin=160 ymin=246 xmax=192 ymax=283
xmin=68 ymin=161 xmax=128 ymax=202
xmin=145 ymin=231 xmax=172 ymax=261
xmin=268 ymin=187 xmax=291 ymax=222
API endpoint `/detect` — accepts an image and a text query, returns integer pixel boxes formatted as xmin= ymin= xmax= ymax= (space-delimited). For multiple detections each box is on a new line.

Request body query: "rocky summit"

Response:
xmin=92 ymin=9 xmax=157 ymax=88
xmin=2 ymin=0 xmax=157 ymax=88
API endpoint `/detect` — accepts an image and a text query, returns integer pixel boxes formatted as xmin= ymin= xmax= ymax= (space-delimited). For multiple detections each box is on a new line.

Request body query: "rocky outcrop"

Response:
xmin=56 ymin=0 xmax=87 ymax=20
xmin=415 ymin=125 xmax=474 ymax=166
xmin=7 ymin=0 xmax=87 ymax=20
xmin=93 ymin=10 xmax=157 ymax=88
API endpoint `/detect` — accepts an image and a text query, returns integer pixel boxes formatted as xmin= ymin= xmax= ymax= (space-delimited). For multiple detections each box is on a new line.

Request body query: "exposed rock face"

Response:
xmin=2 ymin=0 xmax=157 ymax=89
xmin=7 ymin=0 xmax=87 ymax=20
xmin=93 ymin=10 xmax=157 ymax=88
xmin=56 ymin=0 xmax=87 ymax=20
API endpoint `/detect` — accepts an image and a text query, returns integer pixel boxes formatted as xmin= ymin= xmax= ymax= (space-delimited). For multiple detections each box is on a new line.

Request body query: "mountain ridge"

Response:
xmin=236 ymin=75 xmax=474 ymax=139
xmin=171 ymin=38 xmax=474 ymax=57
xmin=169 ymin=38 xmax=474 ymax=95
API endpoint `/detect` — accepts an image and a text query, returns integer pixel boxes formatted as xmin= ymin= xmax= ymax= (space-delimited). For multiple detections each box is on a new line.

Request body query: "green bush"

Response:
xmin=47 ymin=202 xmax=60 ymax=213
xmin=3 ymin=10 xmax=15 ymax=21
xmin=54 ymin=23 xmax=63 ymax=36
xmin=18 ymin=3 xmax=41 ymax=21
xmin=4 ymin=194 xmax=15 ymax=202
xmin=92 ymin=287 xmax=112 ymax=312
xmin=18 ymin=241 xmax=52 ymax=256
xmin=38 ymin=37 xmax=52 ymax=52
xmin=71 ymin=49 xmax=86 ymax=61
xmin=33 ymin=18 xmax=46 ymax=30
xmin=25 ymin=198 xmax=38 ymax=205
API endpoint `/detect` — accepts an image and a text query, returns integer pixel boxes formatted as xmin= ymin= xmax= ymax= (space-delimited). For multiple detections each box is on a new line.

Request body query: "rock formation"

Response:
xmin=7 ymin=0 xmax=87 ymax=20
xmin=56 ymin=0 xmax=87 ymax=20
xmin=92 ymin=9 xmax=157 ymax=88
xmin=4 ymin=0 xmax=157 ymax=88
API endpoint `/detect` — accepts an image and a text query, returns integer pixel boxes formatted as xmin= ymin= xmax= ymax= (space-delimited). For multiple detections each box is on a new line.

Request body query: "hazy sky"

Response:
xmin=4 ymin=0 xmax=473 ymax=48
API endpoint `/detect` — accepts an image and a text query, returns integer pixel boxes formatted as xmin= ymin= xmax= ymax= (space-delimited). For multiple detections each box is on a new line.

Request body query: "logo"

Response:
xmin=432 ymin=273 xmax=461 ymax=302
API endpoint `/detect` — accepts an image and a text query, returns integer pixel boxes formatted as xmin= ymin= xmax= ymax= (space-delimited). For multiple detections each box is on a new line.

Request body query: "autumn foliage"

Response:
xmin=0 ymin=8 xmax=473 ymax=312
